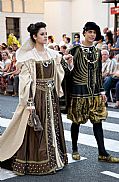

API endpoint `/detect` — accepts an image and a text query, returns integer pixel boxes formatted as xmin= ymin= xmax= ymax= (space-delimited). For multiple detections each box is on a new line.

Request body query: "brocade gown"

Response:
xmin=1 ymin=58 xmax=68 ymax=175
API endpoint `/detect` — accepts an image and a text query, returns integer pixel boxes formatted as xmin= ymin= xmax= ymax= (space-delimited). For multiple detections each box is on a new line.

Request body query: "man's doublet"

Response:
xmin=69 ymin=44 xmax=104 ymax=97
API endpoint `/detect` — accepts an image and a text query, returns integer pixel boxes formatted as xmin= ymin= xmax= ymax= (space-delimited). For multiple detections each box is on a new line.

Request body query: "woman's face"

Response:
xmin=12 ymin=55 xmax=16 ymax=62
xmin=84 ymin=30 xmax=96 ymax=43
xmin=2 ymin=52 xmax=8 ymax=61
xmin=34 ymin=28 xmax=47 ymax=45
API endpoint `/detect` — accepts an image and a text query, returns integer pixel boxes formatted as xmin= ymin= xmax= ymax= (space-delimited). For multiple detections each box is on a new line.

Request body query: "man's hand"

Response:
xmin=101 ymin=94 xmax=107 ymax=103
xmin=63 ymin=54 xmax=73 ymax=65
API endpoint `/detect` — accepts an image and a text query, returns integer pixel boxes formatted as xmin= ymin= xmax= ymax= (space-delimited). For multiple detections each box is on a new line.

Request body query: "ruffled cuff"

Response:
xmin=27 ymin=98 xmax=35 ymax=110
xmin=100 ymin=91 xmax=106 ymax=95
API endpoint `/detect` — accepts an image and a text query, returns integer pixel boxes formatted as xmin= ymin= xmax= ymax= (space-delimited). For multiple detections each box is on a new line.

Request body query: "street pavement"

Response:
xmin=0 ymin=94 xmax=119 ymax=182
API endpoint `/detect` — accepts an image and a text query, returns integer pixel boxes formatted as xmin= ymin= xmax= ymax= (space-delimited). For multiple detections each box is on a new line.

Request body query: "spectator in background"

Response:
xmin=47 ymin=35 xmax=56 ymax=48
xmin=110 ymin=28 xmax=119 ymax=55
xmin=12 ymin=43 xmax=19 ymax=52
xmin=103 ymin=27 xmax=109 ymax=41
xmin=102 ymin=44 xmax=108 ymax=50
xmin=59 ymin=44 xmax=69 ymax=113
xmin=101 ymin=50 xmax=116 ymax=81
xmin=54 ymin=45 xmax=60 ymax=51
xmin=1 ymin=43 xmax=8 ymax=51
xmin=65 ymin=37 xmax=72 ymax=49
xmin=59 ymin=45 xmax=67 ymax=56
xmin=7 ymin=46 xmax=13 ymax=59
xmin=0 ymin=51 xmax=11 ymax=73
xmin=105 ymin=31 xmax=114 ymax=50
xmin=96 ymin=35 xmax=105 ymax=50
xmin=7 ymin=33 xmax=20 ymax=48
xmin=72 ymin=33 xmax=80 ymax=46
xmin=0 ymin=51 xmax=11 ymax=94
xmin=59 ymin=34 xmax=66 ymax=47
xmin=103 ymin=27 xmax=109 ymax=35
xmin=103 ymin=57 xmax=119 ymax=103
xmin=7 ymin=52 xmax=20 ymax=96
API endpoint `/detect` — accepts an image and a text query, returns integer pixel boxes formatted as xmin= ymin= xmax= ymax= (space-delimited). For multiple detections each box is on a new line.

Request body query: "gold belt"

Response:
xmin=36 ymin=79 xmax=54 ymax=92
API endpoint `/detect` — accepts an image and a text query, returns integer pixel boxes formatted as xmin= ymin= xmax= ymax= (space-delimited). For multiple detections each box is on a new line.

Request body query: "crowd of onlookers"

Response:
xmin=0 ymin=42 xmax=20 ymax=96
xmin=0 ymin=28 xmax=119 ymax=108
xmin=98 ymin=27 xmax=119 ymax=109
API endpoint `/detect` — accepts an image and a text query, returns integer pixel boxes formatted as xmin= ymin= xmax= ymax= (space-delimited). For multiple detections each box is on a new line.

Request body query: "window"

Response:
xmin=6 ymin=17 xmax=20 ymax=40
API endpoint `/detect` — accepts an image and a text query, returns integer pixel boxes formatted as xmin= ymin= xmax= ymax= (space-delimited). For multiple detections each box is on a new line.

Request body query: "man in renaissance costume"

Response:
xmin=64 ymin=22 xmax=119 ymax=163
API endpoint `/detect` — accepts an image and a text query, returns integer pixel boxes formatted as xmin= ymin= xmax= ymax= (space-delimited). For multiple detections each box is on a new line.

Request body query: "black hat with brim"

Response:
xmin=83 ymin=22 xmax=101 ymax=41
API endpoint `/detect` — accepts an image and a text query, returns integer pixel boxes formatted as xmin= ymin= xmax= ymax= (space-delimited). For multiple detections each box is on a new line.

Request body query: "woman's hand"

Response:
xmin=10 ymin=74 xmax=14 ymax=79
xmin=27 ymin=98 xmax=35 ymax=113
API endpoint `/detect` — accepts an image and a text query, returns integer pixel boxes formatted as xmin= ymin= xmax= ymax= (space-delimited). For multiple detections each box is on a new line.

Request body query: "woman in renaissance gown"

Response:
xmin=0 ymin=22 xmax=68 ymax=175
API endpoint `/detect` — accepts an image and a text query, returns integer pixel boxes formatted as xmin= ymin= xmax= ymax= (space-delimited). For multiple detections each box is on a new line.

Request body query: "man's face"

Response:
xmin=74 ymin=35 xmax=80 ymax=42
xmin=101 ymin=51 xmax=109 ymax=62
xmin=84 ymin=30 xmax=96 ymax=43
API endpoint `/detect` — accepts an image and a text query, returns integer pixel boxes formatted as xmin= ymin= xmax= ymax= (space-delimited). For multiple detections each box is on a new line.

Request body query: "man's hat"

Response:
xmin=83 ymin=22 xmax=101 ymax=41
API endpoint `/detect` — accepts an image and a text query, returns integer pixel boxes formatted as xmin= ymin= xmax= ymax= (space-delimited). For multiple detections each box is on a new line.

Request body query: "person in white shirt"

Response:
xmin=101 ymin=50 xmax=116 ymax=81
xmin=0 ymin=51 xmax=11 ymax=94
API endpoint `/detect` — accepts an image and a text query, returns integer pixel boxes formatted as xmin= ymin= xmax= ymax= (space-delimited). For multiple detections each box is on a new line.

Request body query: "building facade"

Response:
xmin=0 ymin=0 xmax=118 ymax=44
xmin=0 ymin=0 xmax=44 ymax=44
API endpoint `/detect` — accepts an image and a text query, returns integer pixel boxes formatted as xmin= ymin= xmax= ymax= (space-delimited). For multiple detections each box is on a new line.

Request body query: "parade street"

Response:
xmin=0 ymin=94 xmax=119 ymax=182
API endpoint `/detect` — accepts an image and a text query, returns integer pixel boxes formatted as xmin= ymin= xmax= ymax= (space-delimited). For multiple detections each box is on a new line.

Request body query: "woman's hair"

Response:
xmin=54 ymin=45 xmax=60 ymax=51
xmin=1 ymin=43 xmax=8 ymax=50
xmin=27 ymin=22 xmax=46 ymax=43
xmin=12 ymin=52 xmax=16 ymax=59
xmin=109 ymin=50 xmax=114 ymax=59
xmin=48 ymin=35 xmax=54 ymax=43
xmin=66 ymin=37 xmax=70 ymax=43
xmin=106 ymin=31 xmax=113 ymax=46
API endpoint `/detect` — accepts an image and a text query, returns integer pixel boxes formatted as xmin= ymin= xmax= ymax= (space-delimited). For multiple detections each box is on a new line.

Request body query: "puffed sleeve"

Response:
xmin=17 ymin=61 xmax=31 ymax=106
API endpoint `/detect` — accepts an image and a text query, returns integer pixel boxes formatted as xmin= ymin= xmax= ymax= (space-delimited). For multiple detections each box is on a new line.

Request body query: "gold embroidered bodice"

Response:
xmin=36 ymin=59 xmax=54 ymax=80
